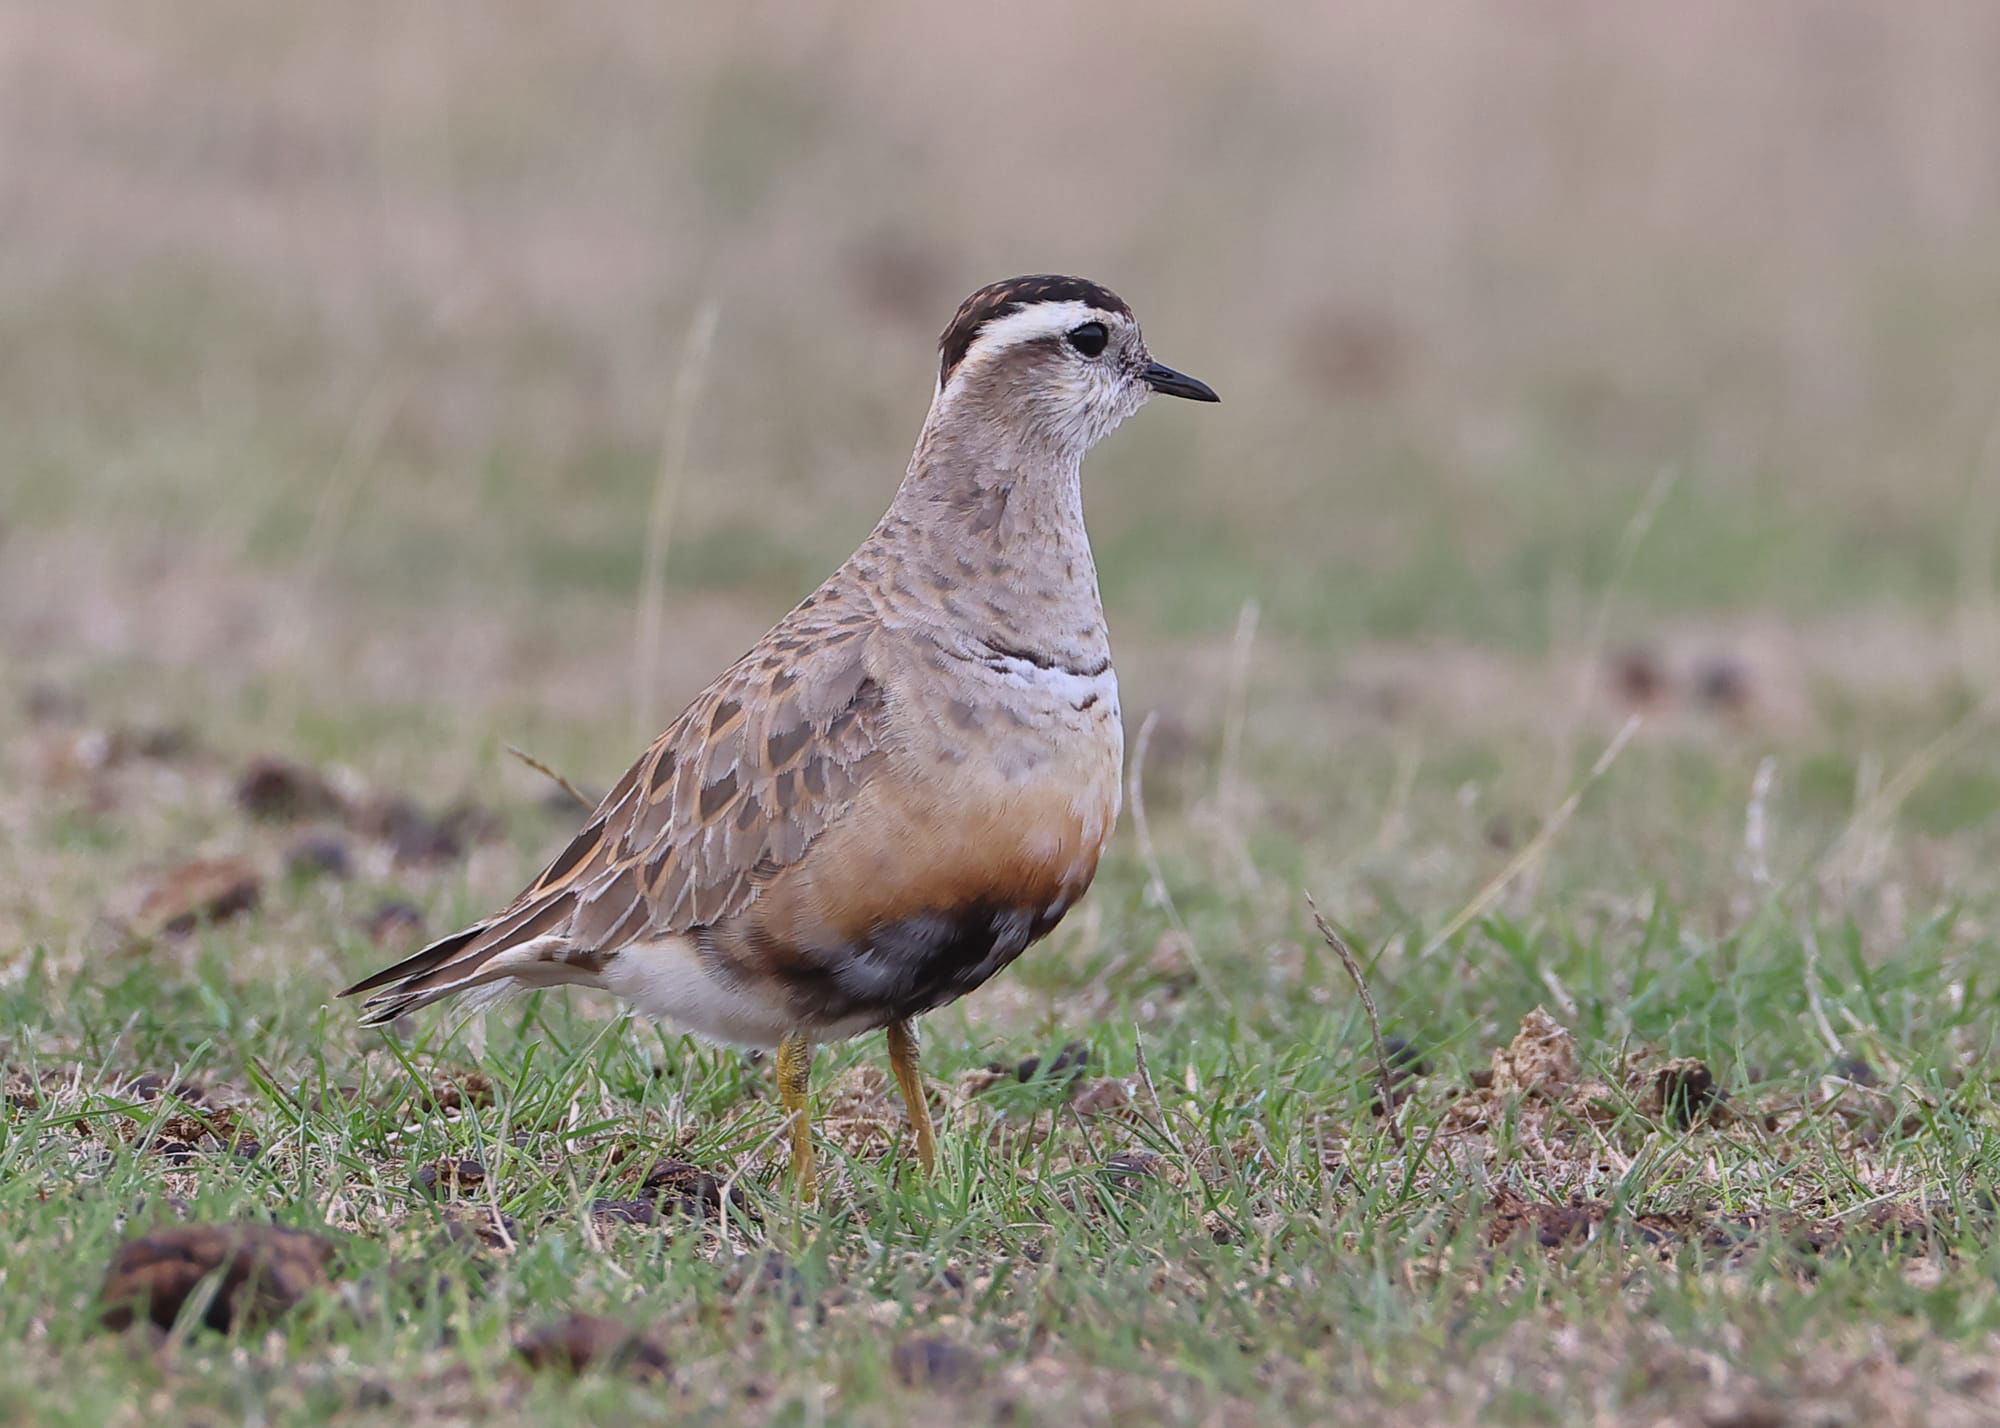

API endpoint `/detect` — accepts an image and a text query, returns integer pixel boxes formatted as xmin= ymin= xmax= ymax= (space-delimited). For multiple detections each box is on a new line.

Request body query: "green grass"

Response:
xmin=4 ymin=654 xmax=1998 ymax=1424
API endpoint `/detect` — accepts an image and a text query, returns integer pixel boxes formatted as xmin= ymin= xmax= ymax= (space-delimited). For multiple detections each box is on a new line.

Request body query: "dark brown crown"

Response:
xmin=937 ymin=275 xmax=1133 ymax=387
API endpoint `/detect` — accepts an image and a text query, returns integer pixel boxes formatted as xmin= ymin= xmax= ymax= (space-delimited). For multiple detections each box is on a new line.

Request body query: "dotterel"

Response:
xmin=342 ymin=274 xmax=1218 ymax=1196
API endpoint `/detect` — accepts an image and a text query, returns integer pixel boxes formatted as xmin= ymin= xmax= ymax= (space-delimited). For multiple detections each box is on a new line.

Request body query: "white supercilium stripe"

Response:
xmin=948 ymin=300 xmax=1107 ymax=382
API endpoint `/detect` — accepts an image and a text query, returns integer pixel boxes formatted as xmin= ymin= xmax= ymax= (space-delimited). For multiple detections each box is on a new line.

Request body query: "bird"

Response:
xmin=341 ymin=275 xmax=1218 ymax=1197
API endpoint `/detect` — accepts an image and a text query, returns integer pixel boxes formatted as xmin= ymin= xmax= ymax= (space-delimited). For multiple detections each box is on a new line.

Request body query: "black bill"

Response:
xmin=1142 ymin=360 xmax=1220 ymax=403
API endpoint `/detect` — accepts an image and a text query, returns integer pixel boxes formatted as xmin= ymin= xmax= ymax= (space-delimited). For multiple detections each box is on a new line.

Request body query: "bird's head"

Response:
xmin=929 ymin=275 xmax=1217 ymax=459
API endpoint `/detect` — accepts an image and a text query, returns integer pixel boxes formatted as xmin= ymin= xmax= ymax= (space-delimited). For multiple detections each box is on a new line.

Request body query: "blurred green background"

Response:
xmin=7 ymin=1 xmax=1998 ymax=744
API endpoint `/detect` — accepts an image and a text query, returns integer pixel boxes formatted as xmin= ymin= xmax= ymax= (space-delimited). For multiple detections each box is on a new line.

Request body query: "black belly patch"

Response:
xmin=777 ymin=900 xmax=1065 ymax=1027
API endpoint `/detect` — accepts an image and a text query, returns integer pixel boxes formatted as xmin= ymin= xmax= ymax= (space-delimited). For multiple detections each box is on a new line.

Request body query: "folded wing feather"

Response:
xmin=339 ymin=626 xmax=888 ymax=1023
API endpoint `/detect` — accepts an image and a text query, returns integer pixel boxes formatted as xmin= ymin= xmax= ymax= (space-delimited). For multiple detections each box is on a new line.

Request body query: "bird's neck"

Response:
xmin=868 ymin=410 xmax=1109 ymax=664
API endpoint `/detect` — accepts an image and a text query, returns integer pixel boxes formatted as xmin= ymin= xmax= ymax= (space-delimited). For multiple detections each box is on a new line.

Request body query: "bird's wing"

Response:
xmin=341 ymin=620 xmax=891 ymax=1022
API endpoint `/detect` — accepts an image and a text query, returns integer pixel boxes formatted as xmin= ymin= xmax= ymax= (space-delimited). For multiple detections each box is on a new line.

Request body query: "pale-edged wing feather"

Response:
xmin=340 ymin=611 xmax=888 ymax=1022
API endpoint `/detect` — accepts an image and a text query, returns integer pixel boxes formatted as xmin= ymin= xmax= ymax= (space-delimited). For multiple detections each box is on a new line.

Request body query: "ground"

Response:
xmin=4 ymin=4 xmax=2000 ymax=1424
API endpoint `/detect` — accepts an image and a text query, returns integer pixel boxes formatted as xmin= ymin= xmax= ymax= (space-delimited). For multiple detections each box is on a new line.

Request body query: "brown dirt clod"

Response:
xmin=1013 ymin=1040 xmax=1091 ymax=1083
xmin=236 ymin=756 xmax=349 ymax=822
xmin=126 ymin=1073 xmax=206 ymax=1104
xmin=1483 ymin=1189 xmax=1604 ymax=1249
xmin=1609 ymin=648 xmax=1669 ymax=708
xmin=437 ymin=1204 xmax=519 ymax=1253
xmin=515 ymin=1312 xmax=671 ymax=1381
xmin=594 ymin=1157 xmax=747 ymax=1226
xmin=1068 ymin=1078 xmax=1136 ymax=1116
xmin=891 ymin=1335 xmax=983 ymax=1389
xmin=721 ymin=1250 xmax=809 ymax=1307
xmin=353 ymin=795 xmax=499 ymax=868
xmin=1648 ymin=1058 xmax=1727 ymax=1128
xmin=425 ymin=1072 xmax=494 ymax=1113
xmin=133 ymin=858 xmax=263 ymax=939
xmin=1695 ymin=657 xmax=1754 ymax=716
xmin=1490 ymin=1008 xmax=1578 ymax=1099
xmin=1373 ymin=1036 xmax=1429 ymax=1112
xmin=1827 ymin=1055 xmax=1880 ymax=1087
xmin=413 ymin=1158 xmax=487 ymax=1197
xmin=98 ymin=1223 xmax=337 ymax=1332
xmin=24 ymin=683 xmax=85 ymax=724
xmin=1103 ymin=1148 xmax=1166 ymax=1185
xmin=1701 ymin=1401 xmax=1788 ymax=1428
xmin=361 ymin=899 xmax=425 ymax=947
xmin=355 ymin=795 xmax=462 ymax=867
xmin=284 ymin=832 xmax=354 ymax=880
xmin=638 ymin=1157 xmax=740 ymax=1216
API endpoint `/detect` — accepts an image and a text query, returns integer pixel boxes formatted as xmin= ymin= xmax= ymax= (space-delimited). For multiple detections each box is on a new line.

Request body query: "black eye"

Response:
xmin=1066 ymin=321 xmax=1109 ymax=357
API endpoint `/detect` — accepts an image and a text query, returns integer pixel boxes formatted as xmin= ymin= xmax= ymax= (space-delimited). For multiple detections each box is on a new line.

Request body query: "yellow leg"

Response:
xmin=776 ymin=1030 xmax=816 ymax=1202
xmin=885 ymin=1018 xmax=937 ymax=1175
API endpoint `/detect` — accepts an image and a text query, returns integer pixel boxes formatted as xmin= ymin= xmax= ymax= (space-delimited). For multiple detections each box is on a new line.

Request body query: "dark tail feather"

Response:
xmin=339 ymin=891 xmax=581 ymax=1024
xmin=355 ymin=992 xmax=426 ymax=1027
xmin=339 ymin=924 xmax=484 ymax=999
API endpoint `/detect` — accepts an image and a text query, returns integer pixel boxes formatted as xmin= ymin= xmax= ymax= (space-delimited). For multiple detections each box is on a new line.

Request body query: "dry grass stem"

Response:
xmin=1306 ymin=894 xmax=1405 ymax=1150
xmin=631 ymin=298 xmax=722 ymax=742
xmin=1422 ymin=714 xmax=1644 ymax=959
xmin=1129 ymin=709 xmax=1218 ymax=1001
xmin=504 ymin=745 xmax=596 ymax=811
